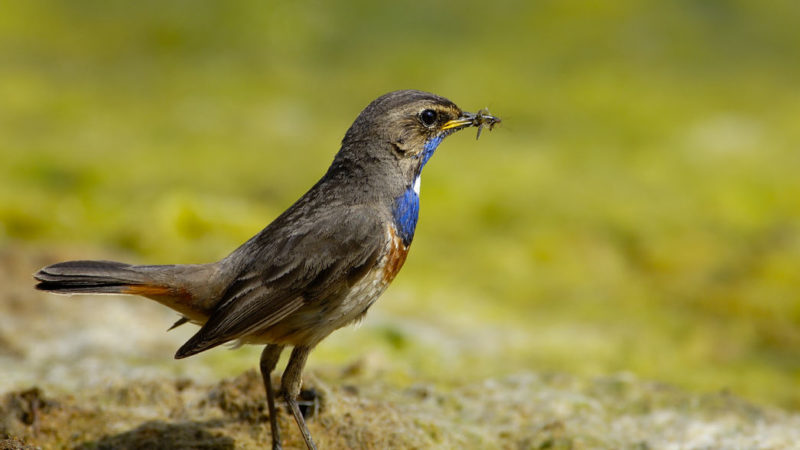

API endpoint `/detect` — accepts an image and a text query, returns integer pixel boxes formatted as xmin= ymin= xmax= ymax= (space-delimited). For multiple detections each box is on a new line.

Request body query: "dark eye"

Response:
xmin=419 ymin=109 xmax=437 ymax=127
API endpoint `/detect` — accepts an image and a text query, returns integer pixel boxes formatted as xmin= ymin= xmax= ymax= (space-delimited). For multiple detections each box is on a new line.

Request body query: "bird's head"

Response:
xmin=335 ymin=90 xmax=499 ymax=191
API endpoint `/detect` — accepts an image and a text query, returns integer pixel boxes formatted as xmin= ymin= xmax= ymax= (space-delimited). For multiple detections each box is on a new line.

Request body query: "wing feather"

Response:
xmin=175 ymin=204 xmax=386 ymax=358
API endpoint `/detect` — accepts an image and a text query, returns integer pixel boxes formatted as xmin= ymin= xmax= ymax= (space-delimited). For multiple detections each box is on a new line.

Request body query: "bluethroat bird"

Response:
xmin=34 ymin=90 xmax=500 ymax=449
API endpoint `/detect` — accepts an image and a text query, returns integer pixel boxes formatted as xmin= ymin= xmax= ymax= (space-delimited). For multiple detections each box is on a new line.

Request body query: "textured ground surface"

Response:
xmin=2 ymin=245 xmax=800 ymax=449
xmin=3 ymin=369 xmax=800 ymax=449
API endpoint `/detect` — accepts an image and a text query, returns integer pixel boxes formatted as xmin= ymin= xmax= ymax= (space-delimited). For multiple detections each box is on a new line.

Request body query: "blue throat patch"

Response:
xmin=392 ymin=135 xmax=443 ymax=246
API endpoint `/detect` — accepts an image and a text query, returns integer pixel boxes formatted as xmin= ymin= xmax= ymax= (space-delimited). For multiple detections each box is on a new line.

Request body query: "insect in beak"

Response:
xmin=441 ymin=109 xmax=502 ymax=139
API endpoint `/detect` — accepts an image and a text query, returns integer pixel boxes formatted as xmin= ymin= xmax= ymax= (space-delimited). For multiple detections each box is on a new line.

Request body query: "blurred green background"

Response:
xmin=2 ymin=1 xmax=799 ymax=409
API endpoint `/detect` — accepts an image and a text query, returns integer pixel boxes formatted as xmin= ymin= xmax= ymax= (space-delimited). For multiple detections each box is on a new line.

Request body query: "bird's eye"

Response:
xmin=419 ymin=109 xmax=437 ymax=127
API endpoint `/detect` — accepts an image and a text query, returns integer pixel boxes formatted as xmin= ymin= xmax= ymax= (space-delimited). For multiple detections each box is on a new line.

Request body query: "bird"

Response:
xmin=34 ymin=89 xmax=500 ymax=449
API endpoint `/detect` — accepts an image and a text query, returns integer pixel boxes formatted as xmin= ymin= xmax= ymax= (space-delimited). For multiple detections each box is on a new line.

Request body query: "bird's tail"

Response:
xmin=34 ymin=260 xmax=226 ymax=324
xmin=35 ymin=260 xmax=157 ymax=294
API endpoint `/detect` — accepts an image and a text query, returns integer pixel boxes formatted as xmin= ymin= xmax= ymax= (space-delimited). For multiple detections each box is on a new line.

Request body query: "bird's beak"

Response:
xmin=441 ymin=110 xmax=501 ymax=139
xmin=441 ymin=112 xmax=479 ymax=131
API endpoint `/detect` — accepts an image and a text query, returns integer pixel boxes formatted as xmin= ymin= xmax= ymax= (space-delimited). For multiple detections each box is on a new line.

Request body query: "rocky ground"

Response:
xmin=3 ymin=369 xmax=800 ymax=449
xmin=2 ymin=245 xmax=799 ymax=449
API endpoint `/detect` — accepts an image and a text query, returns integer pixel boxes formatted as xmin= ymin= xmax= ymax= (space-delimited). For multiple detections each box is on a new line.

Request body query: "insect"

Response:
xmin=472 ymin=108 xmax=501 ymax=140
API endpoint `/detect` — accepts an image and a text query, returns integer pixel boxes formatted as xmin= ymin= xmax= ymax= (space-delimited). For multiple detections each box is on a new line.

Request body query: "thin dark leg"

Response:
xmin=260 ymin=344 xmax=285 ymax=450
xmin=282 ymin=346 xmax=316 ymax=450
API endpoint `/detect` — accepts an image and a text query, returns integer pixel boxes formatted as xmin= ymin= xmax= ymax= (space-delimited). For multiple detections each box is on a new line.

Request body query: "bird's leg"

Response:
xmin=260 ymin=344 xmax=285 ymax=450
xmin=282 ymin=346 xmax=316 ymax=450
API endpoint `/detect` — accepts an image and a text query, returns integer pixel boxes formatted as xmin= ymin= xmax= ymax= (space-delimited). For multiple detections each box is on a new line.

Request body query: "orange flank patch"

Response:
xmin=383 ymin=227 xmax=410 ymax=283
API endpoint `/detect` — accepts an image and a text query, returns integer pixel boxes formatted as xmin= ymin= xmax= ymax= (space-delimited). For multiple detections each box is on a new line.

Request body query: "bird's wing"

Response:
xmin=175 ymin=205 xmax=386 ymax=358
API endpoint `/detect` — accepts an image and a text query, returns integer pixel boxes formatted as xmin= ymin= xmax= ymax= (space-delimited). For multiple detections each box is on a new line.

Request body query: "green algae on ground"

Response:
xmin=3 ymin=1 xmax=800 ymax=410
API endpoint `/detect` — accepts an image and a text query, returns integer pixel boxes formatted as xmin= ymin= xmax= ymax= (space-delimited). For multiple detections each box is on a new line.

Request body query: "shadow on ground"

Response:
xmin=76 ymin=420 xmax=234 ymax=450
